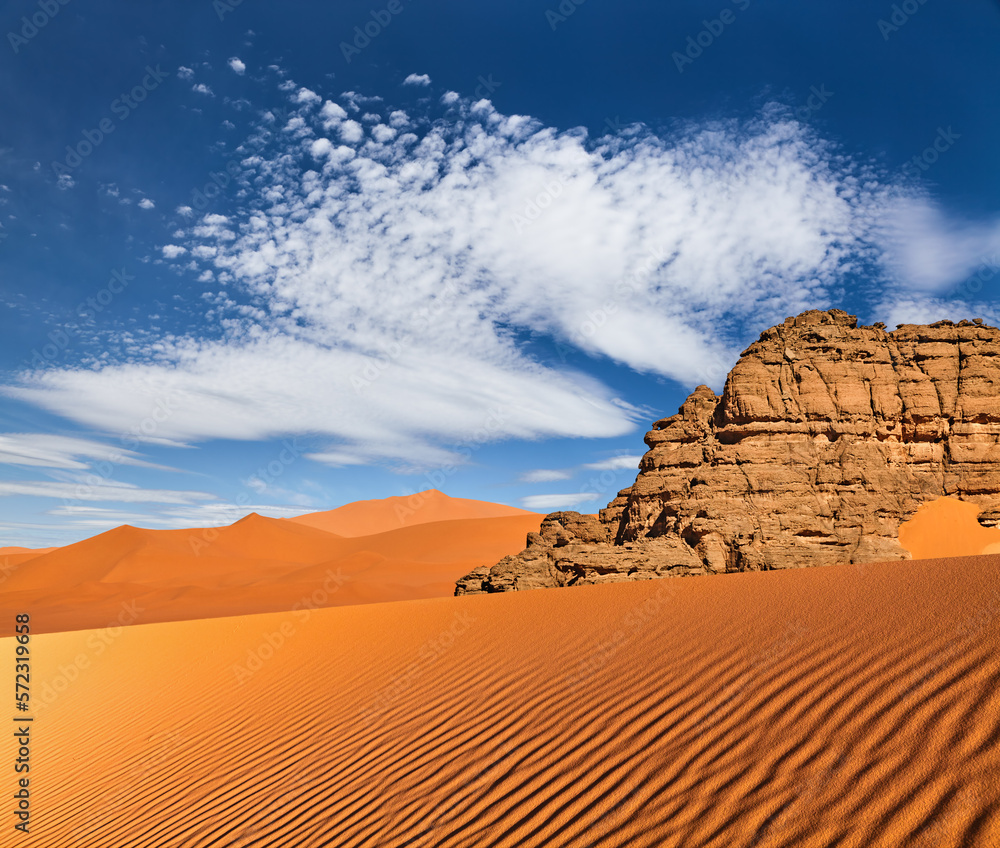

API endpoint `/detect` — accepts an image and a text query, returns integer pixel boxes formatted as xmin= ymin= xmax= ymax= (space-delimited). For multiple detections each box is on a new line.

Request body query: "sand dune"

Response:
xmin=9 ymin=551 xmax=1000 ymax=846
xmin=900 ymin=496 xmax=1000 ymax=559
xmin=289 ymin=488 xmax=536 ymax=536
xmin=2 ymin=492 xmax=994 ymax=638
xmin=0 ymin=546 xmax=55 ymax=556
xmin=0 ymin=513 xmax=542 ymax=635
xmin=0 ymin=551 xmax=50 ymax=573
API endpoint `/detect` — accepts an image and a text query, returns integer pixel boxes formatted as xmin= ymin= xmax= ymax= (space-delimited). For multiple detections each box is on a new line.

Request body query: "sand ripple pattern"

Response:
xmin=11 ymin=554 xmax=1000 ymax=846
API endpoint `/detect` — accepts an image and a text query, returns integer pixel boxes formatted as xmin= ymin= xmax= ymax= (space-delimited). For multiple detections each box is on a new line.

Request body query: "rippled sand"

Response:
xmin=9 ymin=551 xmax=1000 ymax=846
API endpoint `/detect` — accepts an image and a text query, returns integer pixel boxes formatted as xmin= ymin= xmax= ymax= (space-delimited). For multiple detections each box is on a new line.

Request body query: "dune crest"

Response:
xmin=290 ymin=488 xmax=536 ymax=536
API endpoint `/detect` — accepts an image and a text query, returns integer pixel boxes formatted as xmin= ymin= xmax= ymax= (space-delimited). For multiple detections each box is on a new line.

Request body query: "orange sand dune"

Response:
xmin=0 ymin=513 xmax=346 ymax=594
xmin=290 ymin=487 xmax=536 ymax=536
xmin=0 ymin=513 xmax=542 ymax=635
xmin=9 ymin=552 xmax=1000 ymax=846
xmin=0 ymin=546 xmax=55 ymax=556
xmin=0 ymin=551 xmax=50 ymax=573
xmin=900 ymin=496 xmax=1000 ymax=559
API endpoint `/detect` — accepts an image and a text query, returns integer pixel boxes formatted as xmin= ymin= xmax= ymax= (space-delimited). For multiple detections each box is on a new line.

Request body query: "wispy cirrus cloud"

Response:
xmin=583 ymin=455 xmax=642 ymax=471
xmin=0 ymin=480 xmax=215 ymax=504
xmin=879 ymin=198 xmax=1000 ymax=293
xmin=519 ymin=469 xmax=573 ymax=483
xmin=46 ymin=502 xmax=311 ymax=527
xmin=0 ymin=433 xmax=174 ymax=471
xmin=521 ymin=492 xmax=600 ymax=511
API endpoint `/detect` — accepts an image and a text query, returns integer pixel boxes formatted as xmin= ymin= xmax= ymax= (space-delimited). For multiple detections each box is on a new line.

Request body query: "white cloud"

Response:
xmin=176 ymin=205 xmax=194 ymax=217
xmin=45 ymin=505 xmax=167 ymax=525
xmin=47 ymin=505 xmax=148 ymax=518
xmin=521 ymin=493 xmax=599 ymax=511
xmin=880 ymin=197 xmax=1000 ymax=292
xmin=192 ymin=83 xmax=214 ymax=96
xmin=403 ymin=73 xmax=431 ymax=87
xmin=177 ymin=66 xmax=194 ymax=80
xmin=310 ymin=138 xmax=334 ymax=159
xmin=8 ymin=341 xmax=635 ymax=472
xmin=0 ymin=480 xmax=215 ymax=504
xmin=874 ymin=294 xmax=1000 ymax=330
xmin=582 ymin=455 xmax=643 ymax=471
xmin=320 ymin=100 xmax=348 ymax=126
xmin=519 ymin=469 xmax=572 ymax=483
xmin=6 ymin=89 xmax=949 ymax=473
xmin=339 ymin=119 xmax=363 ymax=143
xmin=138 ymin=198 xmax=155 ymax=210
xmin=228 ymin=57 xmax=246 ymax=75
xmin=0 ymin=434 xmax=164 ymax=470
xmin=294 ymin=87 xmax=321 ymax=106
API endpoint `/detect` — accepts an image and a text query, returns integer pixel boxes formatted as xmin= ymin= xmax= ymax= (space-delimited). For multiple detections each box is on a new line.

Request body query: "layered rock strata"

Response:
xmin=456 ymin=309 xmax=1000 ymax=594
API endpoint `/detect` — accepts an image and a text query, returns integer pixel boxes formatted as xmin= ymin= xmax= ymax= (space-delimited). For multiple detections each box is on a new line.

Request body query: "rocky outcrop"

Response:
xmin=457 ymin=309 xmax=1000 ymax=594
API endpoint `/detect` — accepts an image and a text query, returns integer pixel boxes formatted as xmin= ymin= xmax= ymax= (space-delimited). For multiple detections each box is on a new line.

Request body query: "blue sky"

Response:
xmin=1 ymin=0 xmax=999 ymax=546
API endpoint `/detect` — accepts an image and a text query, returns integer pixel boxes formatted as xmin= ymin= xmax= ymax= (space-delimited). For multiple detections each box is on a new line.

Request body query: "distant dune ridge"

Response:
xmin=288 ymin=488 xmax=536 ymax=536
xmin=0 ymin=491 xmax=540 ymax=635
xmin=12 ymin=550 xmax=1000 ymax=846
xmin=459 ymin=309 xmax=1000 ymax=593
xmin=0 ymin=546 xmax=56 ymax=556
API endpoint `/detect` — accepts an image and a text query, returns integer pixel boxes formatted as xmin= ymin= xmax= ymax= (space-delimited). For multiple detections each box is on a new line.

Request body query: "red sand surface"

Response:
xmin=0 ymin=509 xmax=541 ymax=635
xmin=8 ymin=552 xmax=1000 ymax=846
xmin=900 ymin=496 xmax=1000 ymax=559
xmin=289 ymin=488 xmax=536 ymax=536
xmin=0 ymin=546 xmax=55 ymax=556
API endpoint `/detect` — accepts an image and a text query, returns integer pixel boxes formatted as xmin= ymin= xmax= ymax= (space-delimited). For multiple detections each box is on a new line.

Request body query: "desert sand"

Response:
xmin=289 ymin=488 xmax=536 ymax=536
xmin=899 ymin=496 xmax=1000 ymax=559
xmin=0 ymin=498 xmax=541 ymax=635
xmin=7 ymin=549 xmax=1000 ymax=847
xmin=0 ymin=547 xmax=56 ymax=556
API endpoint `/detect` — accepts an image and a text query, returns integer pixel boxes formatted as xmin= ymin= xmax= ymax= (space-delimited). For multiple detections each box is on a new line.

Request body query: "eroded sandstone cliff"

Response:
xmin=456 ymin=309 xmax=1000 ymax=594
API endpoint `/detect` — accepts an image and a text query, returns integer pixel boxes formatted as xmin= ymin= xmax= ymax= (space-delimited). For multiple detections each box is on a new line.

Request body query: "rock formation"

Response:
xmin=456 ymin=309 xmax=1000 ymax=594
